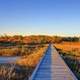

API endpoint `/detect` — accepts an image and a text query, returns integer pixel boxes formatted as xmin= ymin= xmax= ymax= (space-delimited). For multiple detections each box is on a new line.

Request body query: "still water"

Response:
xmin=0 ymin=57 xmax=20 ymax=63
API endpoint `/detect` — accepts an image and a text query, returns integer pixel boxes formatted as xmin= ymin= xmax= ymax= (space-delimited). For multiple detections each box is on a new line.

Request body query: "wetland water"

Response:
xmin=0 ymin=57 xmax=20 ymax=63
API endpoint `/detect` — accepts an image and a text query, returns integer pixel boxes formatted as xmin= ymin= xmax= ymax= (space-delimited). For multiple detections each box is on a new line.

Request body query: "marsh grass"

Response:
xmin=0 ymin=44 xmax=48 ymax=80
xmin=0 ymin=64 xmax=35 ymax=80
xmin=16 ymin=44 xmax=48 ymax=67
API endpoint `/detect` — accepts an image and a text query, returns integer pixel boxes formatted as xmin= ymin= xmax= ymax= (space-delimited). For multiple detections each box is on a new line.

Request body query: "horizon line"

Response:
xmin=0 ymin=32 xmax=80 ymax=37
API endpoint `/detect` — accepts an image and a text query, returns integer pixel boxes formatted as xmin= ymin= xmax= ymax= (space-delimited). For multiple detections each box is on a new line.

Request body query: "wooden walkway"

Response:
xmin=29 ymin=44 xmax=78 ymax=80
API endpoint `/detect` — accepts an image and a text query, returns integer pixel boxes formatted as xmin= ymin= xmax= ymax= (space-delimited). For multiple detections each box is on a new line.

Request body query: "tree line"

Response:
xmin=0 ymin=35 xmax=80 ymax=46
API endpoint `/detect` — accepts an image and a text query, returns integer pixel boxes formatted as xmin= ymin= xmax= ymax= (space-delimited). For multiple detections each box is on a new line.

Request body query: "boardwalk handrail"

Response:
xmin=28 ymin=44 xmax=50 ymax=80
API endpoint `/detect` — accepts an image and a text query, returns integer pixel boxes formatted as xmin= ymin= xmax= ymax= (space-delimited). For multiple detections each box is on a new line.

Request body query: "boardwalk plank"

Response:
xmin=29 ymin=44 xmax=78 ymax=80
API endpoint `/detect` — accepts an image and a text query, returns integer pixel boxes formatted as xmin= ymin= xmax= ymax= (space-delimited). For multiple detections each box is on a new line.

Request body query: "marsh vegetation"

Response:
xmin=0 ymin=35 xmax=80 ymax=80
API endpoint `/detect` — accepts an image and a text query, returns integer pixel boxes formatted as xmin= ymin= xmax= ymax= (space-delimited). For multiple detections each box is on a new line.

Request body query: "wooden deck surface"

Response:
xmin=29 ymin=44 xmax=78 ymax=80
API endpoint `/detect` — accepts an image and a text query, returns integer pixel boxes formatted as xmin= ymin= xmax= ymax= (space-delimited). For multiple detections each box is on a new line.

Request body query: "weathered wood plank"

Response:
xmin=29 ymin=44 xmax=77 ymax=80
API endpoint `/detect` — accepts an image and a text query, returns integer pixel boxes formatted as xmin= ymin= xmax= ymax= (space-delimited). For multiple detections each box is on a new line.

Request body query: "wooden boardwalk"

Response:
xmin=29 ymin=44 xmax=78 ymax=80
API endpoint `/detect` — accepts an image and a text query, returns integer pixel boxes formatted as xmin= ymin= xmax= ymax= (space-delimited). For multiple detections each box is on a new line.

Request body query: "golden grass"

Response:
xmin=54 ymin=42 xmax=80 ymax=60
xmin=0 ymin=64 xmax=16 ymax=80
xmin=0 ymin=45 xmax=40 ymax=56
xmin=0 ymin=48 xmax=20 ymax=56
xmin=54 ymin=42 xmax=80 ymax=50
xmin=16 ymin=45 xmax=48 ymax=67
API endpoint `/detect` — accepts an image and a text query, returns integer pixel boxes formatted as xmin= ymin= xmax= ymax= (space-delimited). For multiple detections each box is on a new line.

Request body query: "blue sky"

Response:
xmin=0 ymin=0 xmax=80 ymax=36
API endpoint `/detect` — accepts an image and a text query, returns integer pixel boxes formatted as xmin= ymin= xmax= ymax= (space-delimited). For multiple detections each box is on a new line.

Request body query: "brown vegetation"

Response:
xmin=0 ymin=64 xmax=34 ymax=80
xmin=0 ymin=35 xmax=80 ymax=80
xmin=0 ymin=44 xmax=48 ymax=80
xmin=0 ymin=35 xmax=79 ymax=46
xmin=54 ymin=42 xmax=80 ymax=59
xmin=0 ymin=44 xmax=43 ymax=56
xmin=16 ymin=44 xmax=48 ymax=67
